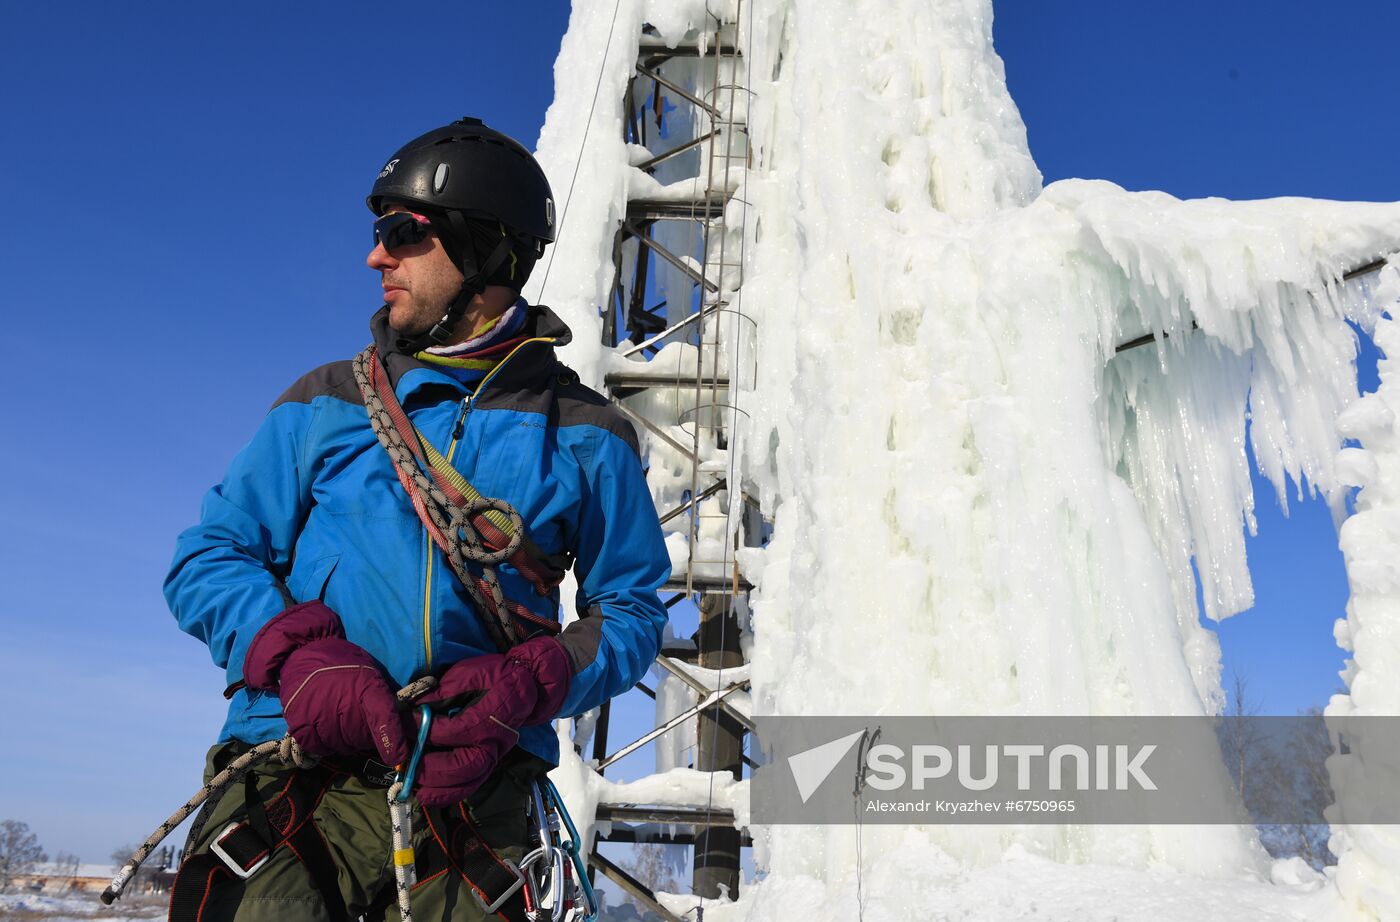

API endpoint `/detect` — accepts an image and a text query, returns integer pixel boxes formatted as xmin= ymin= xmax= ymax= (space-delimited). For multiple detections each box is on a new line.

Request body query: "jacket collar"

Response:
xmin=368 ymin=303 xmax=573 ymax=401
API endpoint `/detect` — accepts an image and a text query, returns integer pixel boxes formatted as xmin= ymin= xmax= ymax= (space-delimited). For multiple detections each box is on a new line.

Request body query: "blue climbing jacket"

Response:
xmin=165 ymin=305 xmax=671 ymax=767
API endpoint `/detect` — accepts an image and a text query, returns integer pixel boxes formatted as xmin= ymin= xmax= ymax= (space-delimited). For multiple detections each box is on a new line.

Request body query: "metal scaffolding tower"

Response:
xmin=581 ymin=6 xmax=760 ymax=918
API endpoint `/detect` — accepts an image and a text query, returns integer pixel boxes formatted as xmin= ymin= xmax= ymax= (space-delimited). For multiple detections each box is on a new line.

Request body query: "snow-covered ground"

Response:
xmin=0 ymin=892 xmax=163 ymax=922
xmin=529 ymin=1 xmax=1400 ymax=920
xmin=678 ymin=847 xmax=1343 ymax=922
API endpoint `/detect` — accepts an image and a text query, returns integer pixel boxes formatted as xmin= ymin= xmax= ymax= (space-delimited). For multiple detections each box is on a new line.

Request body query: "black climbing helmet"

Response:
xmin=368 ymin=117 xmax=556 ymax=292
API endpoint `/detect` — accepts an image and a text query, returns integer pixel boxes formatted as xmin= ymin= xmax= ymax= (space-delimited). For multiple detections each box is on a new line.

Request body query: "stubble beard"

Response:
xmin=383 ymin=263 xmax=466 ymax=339
xmin=386 ymin=287 xmax=451 ymax=338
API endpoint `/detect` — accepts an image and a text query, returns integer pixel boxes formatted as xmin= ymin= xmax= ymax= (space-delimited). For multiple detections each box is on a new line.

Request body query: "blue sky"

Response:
xmin=1 ymin=0 xmax=1396 ymax=865
xmin=993 ymin=0 xmax=1400 ymax=719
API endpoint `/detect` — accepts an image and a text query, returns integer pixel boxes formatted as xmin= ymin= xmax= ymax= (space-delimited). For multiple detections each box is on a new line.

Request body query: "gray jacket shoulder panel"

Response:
xmin=474 ymin=364 xmax=642 ymax=458
xmin=271 ymin=360 xmax=360 ymax=410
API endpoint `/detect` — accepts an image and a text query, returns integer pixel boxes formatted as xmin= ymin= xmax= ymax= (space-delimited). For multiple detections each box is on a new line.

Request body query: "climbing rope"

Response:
xmin=387 ymin=784 xmax=417 ymax=921
xmin=353 ymin=345 xmax=536 ymax=653
xmin=533 ymin=0 xmax=626 ymax=305
xmin=101 ymin=677 xmax=437 ymax=906
xmin=385 ymin=706 xmax=432 ymax=922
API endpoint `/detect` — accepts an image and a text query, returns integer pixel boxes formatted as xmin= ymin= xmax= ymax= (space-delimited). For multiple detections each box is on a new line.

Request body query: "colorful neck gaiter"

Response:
xmin=415 ymin=299 xmax=531 ymax=389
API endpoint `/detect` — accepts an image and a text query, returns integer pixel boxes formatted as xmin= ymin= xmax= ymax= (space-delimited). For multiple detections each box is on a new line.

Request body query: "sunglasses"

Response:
xmin=373 ymin=211 xmax=433 ymax=252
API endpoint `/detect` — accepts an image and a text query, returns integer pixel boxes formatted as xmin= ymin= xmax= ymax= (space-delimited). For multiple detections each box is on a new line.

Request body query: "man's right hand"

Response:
xmin=243 ymin=601 xmax=411 ymax=767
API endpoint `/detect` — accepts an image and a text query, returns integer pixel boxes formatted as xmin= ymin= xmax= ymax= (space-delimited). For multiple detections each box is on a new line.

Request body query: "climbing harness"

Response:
xmin=381 ymin=717 xmax=598 ymax=922
xmin=353 ymin=344 xmax=568 ymax=653
xmin=104 ymin=682 xmax=595 ymax=922
xmin=101 ymin=677 xmax=436 ymax=912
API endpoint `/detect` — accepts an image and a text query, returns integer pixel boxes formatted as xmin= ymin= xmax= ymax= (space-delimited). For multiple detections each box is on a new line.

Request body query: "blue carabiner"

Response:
xmin=542 ymin=778 xmax=599 ymax=922
xmin=394 ymin=705 xmax=433 ymax=803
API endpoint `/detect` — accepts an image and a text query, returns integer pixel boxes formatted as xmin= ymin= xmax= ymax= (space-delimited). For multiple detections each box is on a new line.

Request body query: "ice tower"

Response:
xmin=525 ymin=2 xmax=1400 ymax=919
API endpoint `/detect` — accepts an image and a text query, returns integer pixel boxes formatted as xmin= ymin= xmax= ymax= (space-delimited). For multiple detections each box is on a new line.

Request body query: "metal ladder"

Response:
xmin=590 ymin=5 xmax=758 ymax=917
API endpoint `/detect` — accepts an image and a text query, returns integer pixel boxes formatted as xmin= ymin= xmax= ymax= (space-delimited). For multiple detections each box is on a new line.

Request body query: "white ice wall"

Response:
xmin=531 ymin=1 xmax=1400 ymax=919
xmin=1327 ymin=261 xmax=1400 ymax=919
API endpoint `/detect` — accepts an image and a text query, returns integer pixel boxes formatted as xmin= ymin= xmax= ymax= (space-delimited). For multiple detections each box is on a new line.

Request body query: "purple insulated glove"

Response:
xmin=414 ymin=720 xmax=519 ymax=806
xmin=413 ymin=636 xmax=572 ymax=805
xmin=243 ymin=601 xmax=411 ymax=767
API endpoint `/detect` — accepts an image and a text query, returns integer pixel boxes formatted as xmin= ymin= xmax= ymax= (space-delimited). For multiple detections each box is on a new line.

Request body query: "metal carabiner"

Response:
xmin=519 ymin=842 xmax=567 ymax=921
xmin=526 ymin=780 xmax=581 ymax=921
xmin=541 ymin=779 xmax=599 ymax=922
xmin=393 ymin=705 xmax=433 ymax=803
xmin=517 ymin=845 xmax=550 ymax=919
xmin=543 ymin=783 xmax=573 ymax=918
xmin=547 ymin=847 xmax=566 ymax=918
xmin=529 ymin=781 xmax=553 ymax=850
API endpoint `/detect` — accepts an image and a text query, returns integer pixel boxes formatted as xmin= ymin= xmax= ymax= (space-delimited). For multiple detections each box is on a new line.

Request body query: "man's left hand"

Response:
xmin=411 ymin=636 xmax=571 ymax=805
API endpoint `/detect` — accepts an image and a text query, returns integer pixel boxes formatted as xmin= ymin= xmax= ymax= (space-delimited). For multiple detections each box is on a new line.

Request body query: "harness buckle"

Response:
xmin=472 ymin=858 xmax=527 ymax=915
xmin=209 ymin=823 xmax=270 ymax=880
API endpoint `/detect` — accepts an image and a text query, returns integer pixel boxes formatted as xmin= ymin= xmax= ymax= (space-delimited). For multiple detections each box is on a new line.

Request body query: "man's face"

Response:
xmin=367 ymin=203 xmax=465 ymax=336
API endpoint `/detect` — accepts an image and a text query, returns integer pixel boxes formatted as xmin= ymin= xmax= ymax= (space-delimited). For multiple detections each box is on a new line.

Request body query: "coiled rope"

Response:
xmin=101 ymin=676 xmax=437 ymax=906
xmin=353 ymin=345 xmax=534 ymax=653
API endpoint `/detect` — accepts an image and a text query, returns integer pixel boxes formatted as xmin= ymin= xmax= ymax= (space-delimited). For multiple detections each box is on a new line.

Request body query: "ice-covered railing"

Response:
xmin=609 ymin=343 xmax=737 ymax=580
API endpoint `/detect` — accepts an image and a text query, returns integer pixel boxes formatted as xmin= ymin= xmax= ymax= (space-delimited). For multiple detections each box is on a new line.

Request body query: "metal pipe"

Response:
xmin=1114 ymin=321 xmax=1198 ymax=355
xmin=624 ymin=220 xmax=720 ymax=292
xmin=595 ymin=805 xmax=739 ymax=827
xmin=1114 ymin=254 xmax=1394 ymax=354
xmin=654 ymin=652 xmax=756 ymax=734
xmin=586 ymin=852 xmax=688 ymax=922
xmin=1343 ymin=257 xmax=1389 ymax=282
xmin=636 ymin=130 xmax=720 ymax=173
xmin=621 ymin=301 xmax=727 ymax=357
xmin=637 ymin=63 xmax=723 ymax=119
xmin=609 ymin=398 xmax=700 ymax=465
xmin=596 ymin=682 xmax=748 ymax=770
xmin=605 ymin=373 xmax=733 ymax=395
xmin=658 ymin=479 xmax=727 ymax=525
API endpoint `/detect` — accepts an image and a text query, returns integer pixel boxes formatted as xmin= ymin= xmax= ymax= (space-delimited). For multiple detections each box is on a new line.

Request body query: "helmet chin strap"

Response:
xmin=397 ymin=213 xmax=517 ymax=353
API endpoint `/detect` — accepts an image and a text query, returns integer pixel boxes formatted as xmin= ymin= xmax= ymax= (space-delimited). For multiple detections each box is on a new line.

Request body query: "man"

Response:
xmin=164 ymin=117 xmax=671 ymax=921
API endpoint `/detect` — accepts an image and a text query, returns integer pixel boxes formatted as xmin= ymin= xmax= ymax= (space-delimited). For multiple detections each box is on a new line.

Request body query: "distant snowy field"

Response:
xmin=0 ymin=892 xmax=163 ymax=922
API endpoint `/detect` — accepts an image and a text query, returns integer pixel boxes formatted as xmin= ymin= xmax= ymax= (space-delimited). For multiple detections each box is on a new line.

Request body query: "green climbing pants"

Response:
xmin=179 ymin=742 xmax=548 ymax=922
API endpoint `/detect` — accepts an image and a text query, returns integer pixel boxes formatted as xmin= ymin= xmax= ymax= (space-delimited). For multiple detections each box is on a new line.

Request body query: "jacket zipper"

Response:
xmin=418 ymin=336 xmax=555 ymax=671
xmin=422 ymin=397 xmax=472 ymax=671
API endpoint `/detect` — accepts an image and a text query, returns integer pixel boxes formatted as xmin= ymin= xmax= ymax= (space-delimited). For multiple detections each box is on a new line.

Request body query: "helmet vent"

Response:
xmin=433 ymin=163 xmax=450 ymax=194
